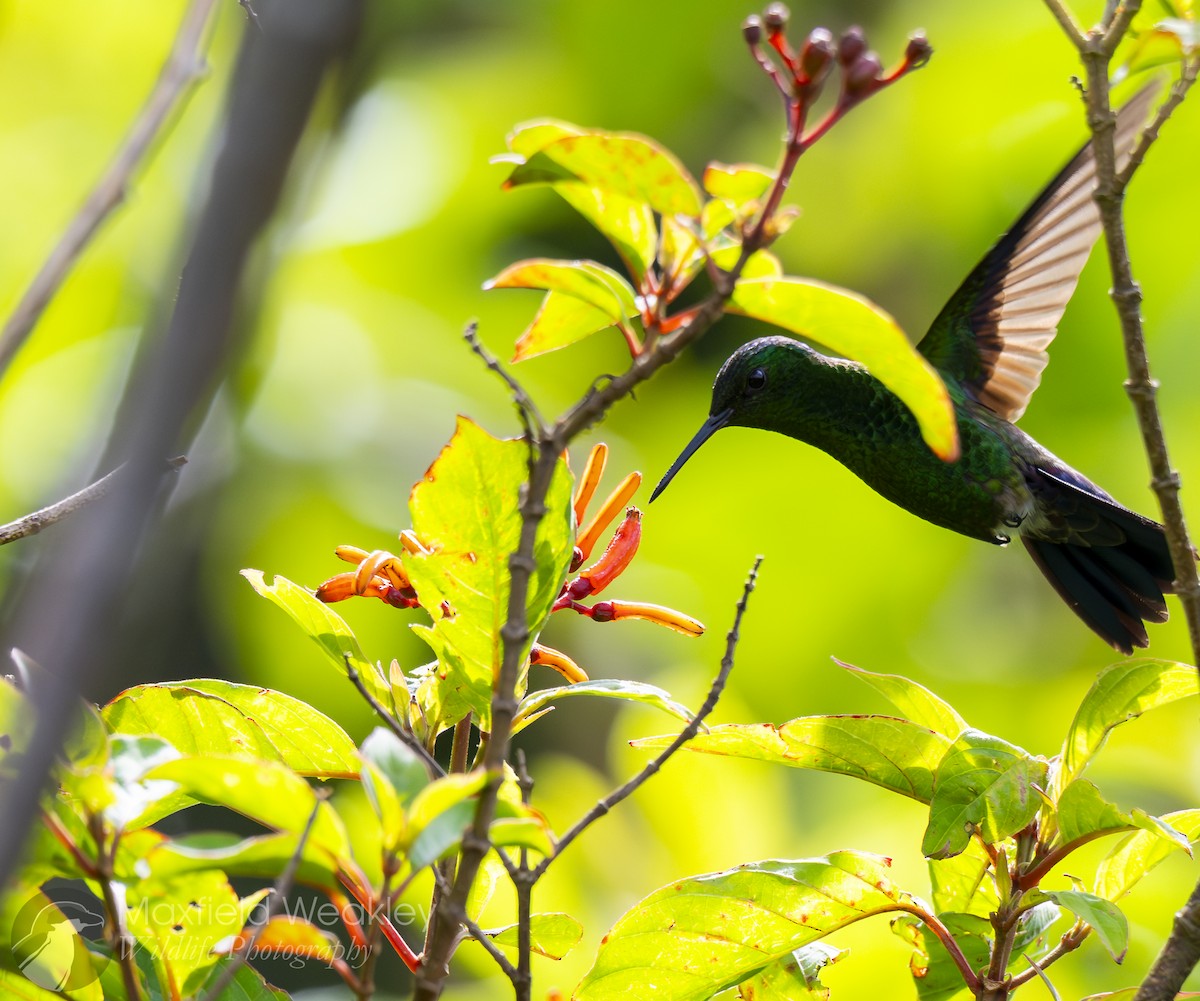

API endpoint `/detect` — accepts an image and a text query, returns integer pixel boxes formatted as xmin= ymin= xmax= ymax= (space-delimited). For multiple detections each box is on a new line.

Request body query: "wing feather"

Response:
xmin=918 ymin=83 xmax=1158 ymax=422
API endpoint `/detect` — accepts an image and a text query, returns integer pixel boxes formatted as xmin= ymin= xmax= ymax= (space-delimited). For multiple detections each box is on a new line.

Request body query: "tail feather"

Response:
xmin=1022 ymin=537 xmax=1152 ymax=654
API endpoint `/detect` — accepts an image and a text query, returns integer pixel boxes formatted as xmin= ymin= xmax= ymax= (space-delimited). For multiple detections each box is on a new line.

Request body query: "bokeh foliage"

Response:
xmin=1 ymin=1 xmax=1198 ymax=997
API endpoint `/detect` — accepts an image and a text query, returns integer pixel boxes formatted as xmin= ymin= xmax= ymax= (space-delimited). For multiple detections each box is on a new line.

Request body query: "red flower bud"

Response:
xmin=904 ymin=31 xmax=932 ymax=69
xmin=742 ymin=14 xmax=764 ymax=45
xmin=799 ymin=28 xmax=835 ymax=83
xmin=837 ymin=26 xmax=867 ymax=65
xmin=844 ymin=52 xmax=882 ymax=96
xmin=576 ymin=508 xmax=641 ymax=598
xmin=763 ymin=3 xmax=789 ymax=32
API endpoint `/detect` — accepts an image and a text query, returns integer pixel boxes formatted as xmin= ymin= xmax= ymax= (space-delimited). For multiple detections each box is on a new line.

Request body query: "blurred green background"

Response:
xmin=2 ymin=0 xmax=1199 ymax=997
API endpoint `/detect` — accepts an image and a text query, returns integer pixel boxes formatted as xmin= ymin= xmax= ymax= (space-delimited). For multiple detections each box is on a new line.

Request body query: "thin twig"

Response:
xmin=532 ymin=556 xmax=761 ymax=877
xmin=463 ymin=321 xmax=546 ymax=439
xmin=88 ymin=814 xmax=144 ymax=1001
xmin=0 ymin=457 xmax=186 ymax=547
xmin=0 ymin=0 xmax=219 ymax=379
xmin=0 ymin=467 xmax=123 ymax=546
xmin=1041 ymin=5 xmax=1200 ymax=997
xmin=1007 ymin=924 xmax=1090 ymax=990
xmin=429 ymin=866 xmax=521 ymax=981
xmin=343 ymin=653 xmax=445 ymax=777
xmin=1117 ymin=55 xmax=1200 ymax=191
xmin=198 ymin=791 xmax=327 ymax=1001
xmin=1044 ymin=0 xmax=1087 ymax=48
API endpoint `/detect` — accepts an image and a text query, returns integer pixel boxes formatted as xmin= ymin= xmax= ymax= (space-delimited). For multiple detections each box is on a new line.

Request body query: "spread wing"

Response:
xmin=917 ymin=83 xmax=1158 ymax=422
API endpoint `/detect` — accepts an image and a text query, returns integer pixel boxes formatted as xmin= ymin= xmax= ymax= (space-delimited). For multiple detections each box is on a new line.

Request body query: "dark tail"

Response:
xmin=1022 ymin=468 xmax=1182 ymax=654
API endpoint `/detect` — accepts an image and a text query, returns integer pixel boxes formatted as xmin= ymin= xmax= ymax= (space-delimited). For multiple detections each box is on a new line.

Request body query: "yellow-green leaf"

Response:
xmin=729 ymin=277 xmax=959 ymax=461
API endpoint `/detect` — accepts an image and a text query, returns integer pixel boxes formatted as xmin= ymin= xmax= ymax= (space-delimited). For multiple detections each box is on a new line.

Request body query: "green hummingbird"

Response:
xmin=652 ymin=85 xmax=1189 ymax=654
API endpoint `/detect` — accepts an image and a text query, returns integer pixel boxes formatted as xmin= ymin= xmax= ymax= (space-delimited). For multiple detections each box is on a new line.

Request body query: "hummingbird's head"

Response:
xmin=650 ymin=336 xmax=814 ymax=502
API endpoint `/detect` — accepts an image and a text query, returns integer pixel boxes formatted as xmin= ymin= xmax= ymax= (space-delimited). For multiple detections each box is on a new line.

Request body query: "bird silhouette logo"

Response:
xmin=9 ymin=892 xmax=109 ymax=991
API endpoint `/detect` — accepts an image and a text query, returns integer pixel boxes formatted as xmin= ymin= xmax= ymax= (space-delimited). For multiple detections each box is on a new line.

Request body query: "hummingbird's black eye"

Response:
xmin=746 ymin=368 xmax=767 ymax=392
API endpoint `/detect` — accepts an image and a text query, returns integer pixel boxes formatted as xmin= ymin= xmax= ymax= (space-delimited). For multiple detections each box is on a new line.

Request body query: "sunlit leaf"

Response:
xmin=149 ymin=831 xmax=344 ymax=894
xmin=1056 ymin=659 xmax=1198 ymax=797
xmin=635 ymin=716 xmax=951 ymax=803
xmin=103 ymin=680 xmax=358 ymax=778
xmin=148 ymin=756 xmax=350 ymax=863
xmin=576 ymin=852 xmax=923 ymax=1001
xmin=510 ymin=289 xmax=618 ymax=362
xmin=836 ymin=660 xmax=968 ymax=737
xmin=241 ymin=570 xmax=394 ymax=714
xmin=928 ymin=838 xmax=998 ymax=919
xmin=504 ymin=131 xmax=703 ymax=217
xmin=736 ymin=942 xmax=845 ymax=999
xmin=249 ymin=915 xmax=339 ymax=964
xmin=703 ymin=161 xmax=775 ymax=208
xmin=1095 ymin=808 xmax=1200 ymax=901
xmin=403 ymin=418 xmax=574 ymax=730
xmin=1055 ymin=778 xmax=1135 ymax=845
xmin=729 ymin=277 xmax=959 ymax=461
xmin=1045 ymin=890 xmax=1128 ymax=961
xmin=506 ymin=118 xmax=584 ymax=158
xmin=923 ymin=730 xmax=1047 ymax=860
xmin=126 ymin=869 xmax=263 ymax=995
xmin=514 ymin=679 xmax=696 ymax=731
xmin=892 ymin=911 xmax=990 ymax=1001
xmin=556 ymin=184 xmax=658 ymax=282
xmin=486 ymin=258 xmax=639 ymax=323
xmin=102 ymin=734 xmax=182 ymax=830
xmin=360 ymin=728 xmax=429 ymax=806
xmin=490 ymin=912 xmax=583 ymax=960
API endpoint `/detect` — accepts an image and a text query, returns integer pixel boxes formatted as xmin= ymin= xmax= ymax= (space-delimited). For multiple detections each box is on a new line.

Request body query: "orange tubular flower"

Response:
xmin=576 ymin=470 xmax=642 ymax=562
xmin=530 ymin=643 xmax=588 ymax=683
xmin=573 ymin=443 xmax=609 ymax=526
xmin=590 ymin=600 xmax=705 ymax=637
xmin=567 ymin=508 xmax=641 ymax=600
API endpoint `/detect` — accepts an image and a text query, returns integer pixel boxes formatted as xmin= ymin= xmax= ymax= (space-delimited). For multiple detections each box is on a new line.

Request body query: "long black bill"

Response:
xmin=649 ymin=408 xmax=733 ymax=503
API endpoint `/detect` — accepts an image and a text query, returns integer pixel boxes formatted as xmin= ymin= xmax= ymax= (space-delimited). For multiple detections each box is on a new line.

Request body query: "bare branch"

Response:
xmin=532 ymin=557 xmax=761 ymax=875
xmin=1044 ymin=0 xmax=1087 ymax=48
xmin=0 ymin=467 xmax=123 ymax=547
xmin=0 ymin=0 xmax=219 ymax=379
xmin=198 ymin=791 xmax=327 ymax=1001
xmin=463 ymin=321 xmax=546 ymax=440
xmin=1117 ymin=55 xmax=1200 ymax=191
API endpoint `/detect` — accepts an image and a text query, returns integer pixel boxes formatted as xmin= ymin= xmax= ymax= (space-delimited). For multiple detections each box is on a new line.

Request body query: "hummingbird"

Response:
xmin=651 ymin=85 xmax=1189 ymax=654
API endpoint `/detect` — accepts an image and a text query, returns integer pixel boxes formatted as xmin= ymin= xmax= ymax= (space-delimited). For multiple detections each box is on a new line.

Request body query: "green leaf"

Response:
xmin=729 ymin=277 xmax=958 ymax=461
xmin=555 ymin=184 xmax=658 ymax=282
xmin=922 ymin=730 xmax=1048 ymax=860
xmin=194 ymin=956 xmax=292 ymax=1000
xmin=1045 ymin=890 xmax=1128 ymax=961
xmin=836 ymin=660 xmax=967 ymax=737
xmin=736 ymin=942 xmax=845 ymax=1000
xmin=1050 ymin=778 xmax=1188 ymax=858
xmin=491 ymin=912 xmax=584 ymax=960
xmin=507 ymin=290 xmax=619 ymax=362
xmin=892 ymin=911 xmax=990 ymax=1001
xmin=515 ymin=679 xmax=696 ymax=731
xmin=703 ymin=161 xmax=775 ymax=209
xmin=126 ymin=870 xmax=263 ymax=995
xmin=486 ymin=258 xmax=639 ymax=324
xmin=928 ymin=838 xmax=998 ymax=919
xmin=360 ymin=728 xmax=429 ymax=807
xmin=103 ymin=680 xmax=358 ymax=778
xmin=149 ymin=831 xmax=343 ymax=894
xmin=103 ymin=734 xmax=183 ymax=830
xmin=575 ymin=851 xmax=923 ymax=1001
xmin=241 ymin=569 xmax=394 ymax=714
xmin=1057 ymin=659 xmax=1198 ymax=796
xmin=148 ymin=756 xmax=350 ymax=863
xmin=635 ymin=716 xmax=951 ymax=803
xmin=504 ymin=131 xmax=703 ymax=217
xmin=1095 ymin=808 xmax=1200 ymax=900
xmin=0 ymin=970 xmax=78 ymax=1001
xmin=404 ymin=417 xmax=574 ymax=730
